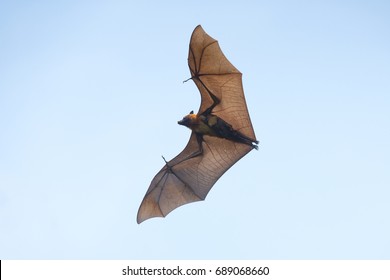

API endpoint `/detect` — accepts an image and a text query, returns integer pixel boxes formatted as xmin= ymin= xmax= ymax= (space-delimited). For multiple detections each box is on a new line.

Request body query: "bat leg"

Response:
xmin=223 ymin=128 xmax=259 ymax=149
xmin=212 ymin=117 xmax=259 ymax=149
xmin=232 ymin=131 xmax=259 ymax=150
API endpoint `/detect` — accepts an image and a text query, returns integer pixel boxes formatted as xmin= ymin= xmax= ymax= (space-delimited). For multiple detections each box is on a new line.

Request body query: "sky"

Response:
xmin=0 ymin=0 xmax=389 ymax=259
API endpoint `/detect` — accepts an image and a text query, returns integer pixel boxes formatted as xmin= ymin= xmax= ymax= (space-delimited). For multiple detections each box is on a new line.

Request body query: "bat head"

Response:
xmin=178 ymin=111 xmax=197 ymax=128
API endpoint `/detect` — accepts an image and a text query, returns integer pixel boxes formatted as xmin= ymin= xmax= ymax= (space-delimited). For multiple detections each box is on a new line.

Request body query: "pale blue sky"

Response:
xmin=0 ymin=0 xmax=389 ymax=259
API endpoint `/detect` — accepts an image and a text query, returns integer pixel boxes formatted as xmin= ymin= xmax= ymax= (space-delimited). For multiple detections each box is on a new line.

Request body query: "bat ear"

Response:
xmin=190 ymin=110 xmax=194 ymax=114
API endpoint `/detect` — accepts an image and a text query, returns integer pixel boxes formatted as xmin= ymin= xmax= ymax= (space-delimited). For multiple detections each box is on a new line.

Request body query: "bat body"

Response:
xmin=137 ymin=25 xmax=258 ymax=223
xmin=178 ymin=111 xmax=258 ymax=149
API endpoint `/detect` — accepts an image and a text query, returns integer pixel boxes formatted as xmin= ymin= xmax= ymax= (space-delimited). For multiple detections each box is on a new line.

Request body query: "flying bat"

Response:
xmin=137 ymin=25 xmax=258 ymax=223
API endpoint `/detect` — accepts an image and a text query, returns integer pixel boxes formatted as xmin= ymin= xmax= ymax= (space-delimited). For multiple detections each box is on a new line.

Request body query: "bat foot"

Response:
xmin=252 ymin=140 xmax=259 ymax=150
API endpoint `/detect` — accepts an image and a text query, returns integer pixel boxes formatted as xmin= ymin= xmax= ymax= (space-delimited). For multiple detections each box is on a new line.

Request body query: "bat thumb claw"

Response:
xmin=161 ymin=155 xmax=168 ymax=163
xmin=183 ymin=77 xmax=192 ymax=83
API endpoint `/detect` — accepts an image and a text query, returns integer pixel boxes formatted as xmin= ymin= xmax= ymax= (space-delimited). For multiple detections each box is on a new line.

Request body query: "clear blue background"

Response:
xmin=1 ymin=0 xmax=389 ymax=259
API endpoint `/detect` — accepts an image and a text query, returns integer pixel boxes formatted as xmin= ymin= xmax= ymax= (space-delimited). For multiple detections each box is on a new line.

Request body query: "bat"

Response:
xmin=137 ymin=25 xmax=258 ymax=223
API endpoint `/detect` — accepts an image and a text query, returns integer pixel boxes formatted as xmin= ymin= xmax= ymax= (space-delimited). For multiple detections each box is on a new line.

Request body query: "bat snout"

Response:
xmin=178 ymin=118 xmax=188 ymax=126
xmin=178 ymin=113 xmax=197 ymax=128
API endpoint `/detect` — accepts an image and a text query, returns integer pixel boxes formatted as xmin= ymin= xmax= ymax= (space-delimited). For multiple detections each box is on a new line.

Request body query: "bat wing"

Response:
xmin=188 ymin=25 xmax=257 ymax=141
xmin=137 ymin=132 xmax=252 ymax=224
xmin=137 ymin=25 xmax=256 ymax=223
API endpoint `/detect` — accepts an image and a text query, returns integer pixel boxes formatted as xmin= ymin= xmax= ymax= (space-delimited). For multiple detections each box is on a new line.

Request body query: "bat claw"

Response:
xmin=161 ymin=155 xmax=174 ymax=173
xmin=161 ymin=155 xmax=168 ymax=164
xmin=253 ymin=140 xmax=259 ymax=150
